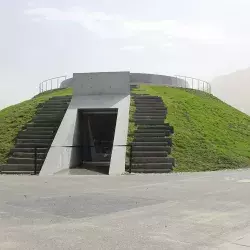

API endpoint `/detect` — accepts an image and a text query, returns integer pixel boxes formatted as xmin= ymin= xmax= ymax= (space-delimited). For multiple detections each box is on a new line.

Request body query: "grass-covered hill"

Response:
xmin=0 ymin=88 xmax=72 ymax=164
xmin=1 ymin=85 xmax=250 ymax=172
xmin=132 ymin=85 xmax=250 ymax=172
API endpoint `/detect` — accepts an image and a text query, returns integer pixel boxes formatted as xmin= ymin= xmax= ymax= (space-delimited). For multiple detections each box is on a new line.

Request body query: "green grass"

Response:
xmin=132 ymin=85 xmax=250 ymax=172
xmin=0 ymin=88 xmax=72 ymax=164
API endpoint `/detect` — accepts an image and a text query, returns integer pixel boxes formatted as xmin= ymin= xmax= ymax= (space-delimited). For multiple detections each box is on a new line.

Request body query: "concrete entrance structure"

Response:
xmin=40 ymin=72 xmax=130 ymax=176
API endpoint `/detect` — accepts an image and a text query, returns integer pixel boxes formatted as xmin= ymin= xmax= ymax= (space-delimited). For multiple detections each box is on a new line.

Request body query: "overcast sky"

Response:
xmin=1 ymin=0 xmax=250 ymax=109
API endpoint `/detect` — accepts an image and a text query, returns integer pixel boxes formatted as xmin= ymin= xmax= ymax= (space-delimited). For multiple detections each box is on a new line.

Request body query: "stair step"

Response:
xmin=132 ymin=146 xmax=171 ymax=154
xmin=10 ymin=148 xmax=48 ymax=153
xmin=17 ymin=134 xmax=54 ymax=139
xmin=134 ymin=110 xmax=167 ymax=114
xmin=137 ymin=124 xmax=170 ymax=128
xmin=0 ymin=164 xmax=42 ymax=171
xmin=44 ymin=100 xmax=71 ymax=104
xmin=26 ymin=123 xmax=60 ymax=128
xmin=134 ymin=129 xmax=171 ymax=135
xmin=12 ymin=152 xmax=46 ymax=158
xmin=37 ymin=107 xmax=67 ymax=112
xmin=134 ymin=133 xmax=165 ymax=137
xmin=0 ymin=171 xmax=36 ymax=175
xmin=130 ymin=168 xmax=172 ymax=173
xmin=134 ymin=100 xmax=164 ymax=104
xmin=131 ymin=162 xmax=173 ymax=169
xmin=133 ymin=119 xmax=165 ymax=125
xmin=49 ymin=96 xmax=72 ymax=99
xmin=132 ymin=151 xmax=168 ymax=157
xmin=134 ymin=115 xmax=165 ymax=119
xmin=135 ymin=105 xmax=165 ymax=109
xmin=17 ymin=139 xmax=52 ymax=144
xmin=23 ymin=127 xmax=57 ymax=132
xmin=15 ymin=143 xmax=50 ymax=148
xmin=32 ymin=116 xmax=64 ymax=122
xmin=135 ymin=108 xmax=167 ymax=112
xmin=132 ymin=141 xmax=170 ymax=146
xmin=7 ymin=157 xmax=44 ymax=165
xmin=132 ymin=96 xmax=161 ymax=100
xmin=36 ymin=110 xmax=66 ymax=115
xmin=132 ymin=157 xmax=174 ymax=164
xmin=133 ymin=137 xmax=172 ymax=145
xmin=38 ymin=103 xmax=68 ymax=107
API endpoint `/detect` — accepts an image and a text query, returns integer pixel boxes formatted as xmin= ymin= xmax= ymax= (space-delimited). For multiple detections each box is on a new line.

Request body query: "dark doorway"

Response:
xmin=71 ymin=109 xmax=118 ymax=174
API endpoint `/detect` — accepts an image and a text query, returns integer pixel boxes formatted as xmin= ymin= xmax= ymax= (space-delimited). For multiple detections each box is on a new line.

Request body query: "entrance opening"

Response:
xmin=70 ymin=109 xmax=118 ymax=174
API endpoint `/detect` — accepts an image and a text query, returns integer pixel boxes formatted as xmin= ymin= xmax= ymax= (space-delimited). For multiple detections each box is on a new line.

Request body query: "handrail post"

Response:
xmin=34 ymin=147 xmax=37 ymax=175
xmin=129 ymin=144 xmax=132 ymax=174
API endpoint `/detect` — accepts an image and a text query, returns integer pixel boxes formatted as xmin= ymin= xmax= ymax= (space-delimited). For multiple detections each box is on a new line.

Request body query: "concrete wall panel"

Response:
xmin=72 ymin=72 xmax=130 ymax=95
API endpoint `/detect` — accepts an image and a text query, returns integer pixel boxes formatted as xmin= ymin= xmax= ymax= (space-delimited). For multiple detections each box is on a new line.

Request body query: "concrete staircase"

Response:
xmin=0 ymin=96 xmax=72 ymax=175
xmin=130 ymin=90 xmax=175 ymax=173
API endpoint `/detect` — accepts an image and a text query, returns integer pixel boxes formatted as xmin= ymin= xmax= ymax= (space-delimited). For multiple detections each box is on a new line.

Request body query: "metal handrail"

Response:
xmin=39 ymin=75 xmax=67 ymax=93
xmin=174 ymin=75 xmax=211 ymax=93
xmin=38 ymin=74 xmax=211 ymax=94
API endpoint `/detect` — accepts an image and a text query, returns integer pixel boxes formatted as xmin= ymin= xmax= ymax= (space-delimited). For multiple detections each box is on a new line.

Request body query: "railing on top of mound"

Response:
xmin=39 ymin=75 xmax=67 ymax=93
xmin=175 ymin=75 xmax=211 ymax=94
xmin=38 ymin=74 xmax=212 ymax=94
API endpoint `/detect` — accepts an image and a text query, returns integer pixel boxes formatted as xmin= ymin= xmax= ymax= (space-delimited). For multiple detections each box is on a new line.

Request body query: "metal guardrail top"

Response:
xmin=39 ymin=75 xmax=67 ymax=93
xmin=174 ymin=75 xmax=211 ymax=93
xmin=38 ymin=74 xmax=211 ymax=94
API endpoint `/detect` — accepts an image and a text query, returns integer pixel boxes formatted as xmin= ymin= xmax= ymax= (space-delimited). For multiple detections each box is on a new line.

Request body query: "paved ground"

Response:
xmin=1 ymin=170 xmax=250 ymax=249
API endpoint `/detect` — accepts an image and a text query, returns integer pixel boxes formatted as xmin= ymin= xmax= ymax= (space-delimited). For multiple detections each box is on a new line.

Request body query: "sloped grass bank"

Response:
xmin=0 ymin=88 xmax=72 ymax=164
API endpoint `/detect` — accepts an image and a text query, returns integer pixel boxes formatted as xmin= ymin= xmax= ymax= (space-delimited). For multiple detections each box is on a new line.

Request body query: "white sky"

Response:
xmin=1 ymin=0 xmax=250 ymax=109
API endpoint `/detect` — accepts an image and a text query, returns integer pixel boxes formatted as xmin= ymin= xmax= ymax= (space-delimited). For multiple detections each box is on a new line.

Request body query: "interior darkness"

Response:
xmin=74 ymin=109 xmax=117 ymax=174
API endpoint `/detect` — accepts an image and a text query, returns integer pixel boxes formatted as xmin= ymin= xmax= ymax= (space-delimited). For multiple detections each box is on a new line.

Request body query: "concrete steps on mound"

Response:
xmin=1 ymin=95 xmax=72 ymax=175
xmin=130 ymin=93 xmax=175 ymax=174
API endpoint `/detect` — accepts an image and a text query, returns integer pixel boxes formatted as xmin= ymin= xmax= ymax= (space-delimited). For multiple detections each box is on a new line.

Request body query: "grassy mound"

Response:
xmin=0 ymin=88 xmax=72 ymax=164
xmin=132 ymin=85 xmax=250 ymax=172
xmin=1 ymin=84 xmax=250 ymax=172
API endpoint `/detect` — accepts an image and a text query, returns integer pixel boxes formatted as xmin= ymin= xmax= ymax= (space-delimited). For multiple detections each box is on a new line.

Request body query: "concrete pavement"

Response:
xmin=1 ymin=169 xmax=250 ymax=249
